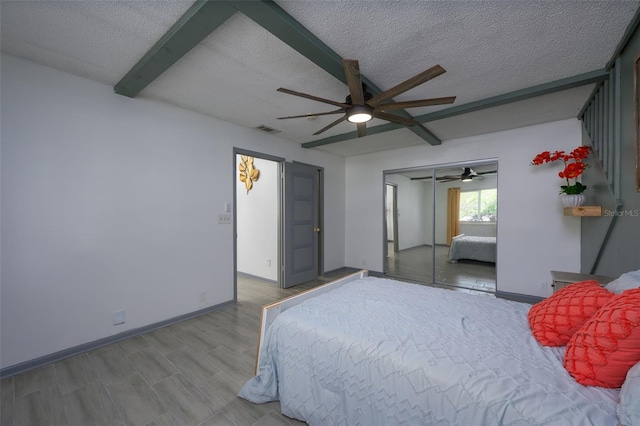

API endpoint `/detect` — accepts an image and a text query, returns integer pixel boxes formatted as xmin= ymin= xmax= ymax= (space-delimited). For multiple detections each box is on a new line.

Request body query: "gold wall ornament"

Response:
xmin=239 ymin=155 xmax=260 ymax=193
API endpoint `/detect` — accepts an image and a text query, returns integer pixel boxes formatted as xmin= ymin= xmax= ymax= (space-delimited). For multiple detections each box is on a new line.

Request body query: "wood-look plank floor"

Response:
xmin=1 ymin=272 xmax=353 ymax=426
xmin=385 ymin=243 xmax=497 ymax=292
xmin=0 ymin=268 xmax=494 ymax=426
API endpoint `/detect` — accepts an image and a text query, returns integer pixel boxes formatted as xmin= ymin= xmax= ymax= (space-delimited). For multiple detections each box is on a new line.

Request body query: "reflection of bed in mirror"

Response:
xmin=448 ymin=234 xmax=497 ymax=263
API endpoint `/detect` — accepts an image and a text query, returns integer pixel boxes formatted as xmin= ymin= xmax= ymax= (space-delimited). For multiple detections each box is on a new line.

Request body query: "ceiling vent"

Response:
xmin=255 ymin=125 xmax=281 ymax=134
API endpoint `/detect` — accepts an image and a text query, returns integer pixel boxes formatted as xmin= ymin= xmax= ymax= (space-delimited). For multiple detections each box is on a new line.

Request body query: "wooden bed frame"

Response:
xmin=254 ymin=269 xmax=369 ymax=374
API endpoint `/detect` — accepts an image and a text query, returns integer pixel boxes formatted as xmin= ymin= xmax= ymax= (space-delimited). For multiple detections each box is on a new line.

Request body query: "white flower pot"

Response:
xmin=560 ymin=193 xmax=586 ymax=208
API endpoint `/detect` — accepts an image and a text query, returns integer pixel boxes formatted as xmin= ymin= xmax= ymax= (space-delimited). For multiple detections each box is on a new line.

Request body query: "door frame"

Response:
xmin=232 ymin=148 xmax=285 ymax=301
xmin=384 ymin=183 xmax=399 ymax=257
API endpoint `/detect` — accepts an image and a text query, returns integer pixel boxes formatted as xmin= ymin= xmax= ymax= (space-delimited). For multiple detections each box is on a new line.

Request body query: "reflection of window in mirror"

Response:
xmin=459 ymin=189 xmax=497 ymax=222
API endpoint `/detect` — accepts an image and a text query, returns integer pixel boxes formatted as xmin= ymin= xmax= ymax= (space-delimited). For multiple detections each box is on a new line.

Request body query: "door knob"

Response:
xmin=313 ymin=227 xmax=320 ymax=232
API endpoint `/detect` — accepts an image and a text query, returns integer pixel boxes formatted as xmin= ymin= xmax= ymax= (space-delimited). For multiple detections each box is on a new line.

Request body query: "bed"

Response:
xmin=448 ymin=234 xmax=496 ymax=263
xmin=238 ymin=272 xmax=624 ymax=425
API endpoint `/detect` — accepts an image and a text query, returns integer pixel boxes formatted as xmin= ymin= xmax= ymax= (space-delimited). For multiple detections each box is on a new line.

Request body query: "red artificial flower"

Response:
xmin=531 ymin=146 xmax=591 ymax=194
xmin=571 ymin=146 xmax=591 ymax=161
xmin=559 ymin=161 xmax=586 ymax=179
xmin=531 ymin=151 xmax=551 ymax=165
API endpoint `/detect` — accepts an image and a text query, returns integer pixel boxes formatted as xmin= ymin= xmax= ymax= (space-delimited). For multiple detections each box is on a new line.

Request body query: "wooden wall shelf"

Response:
xmin=563 ymin=206 xmax=602 ymax=216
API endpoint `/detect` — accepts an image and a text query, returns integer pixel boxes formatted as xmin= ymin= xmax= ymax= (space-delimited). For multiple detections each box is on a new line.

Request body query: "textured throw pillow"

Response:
xmin=528 ymin=280 xmax=613 ymax=346
xmin=564 ymin=288 xmax=640 ymax=388
xmin=606 ymin=269 xmax=640 ymax=294
xmin=618 ymin=361 xmax=640 ymax=426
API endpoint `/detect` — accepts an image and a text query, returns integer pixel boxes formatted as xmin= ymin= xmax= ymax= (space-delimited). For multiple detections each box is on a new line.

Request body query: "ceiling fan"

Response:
xmin=276 ymin=59 xmax=456 ymax=137
xmin=439 ymin=167 xmax=478 ymax=183
xmin=410 ymin=168 xmax=497 ymax=182
xmin=438 ymin=167 xmax=501 ymax=183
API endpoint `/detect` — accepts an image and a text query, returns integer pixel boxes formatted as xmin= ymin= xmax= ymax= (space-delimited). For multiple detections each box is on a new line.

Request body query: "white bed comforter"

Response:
xmin=239 ymin=277 xmax=620 ymax=425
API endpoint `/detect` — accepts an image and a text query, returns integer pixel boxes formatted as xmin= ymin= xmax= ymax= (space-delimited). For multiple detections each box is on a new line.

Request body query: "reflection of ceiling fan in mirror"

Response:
xmin=440 ymin=167 xmax=478 ymax=183
xmin=411 ymin=167 xmax=497 ymax=182
xmin=276 ymin=59 xmax=456 ymax=137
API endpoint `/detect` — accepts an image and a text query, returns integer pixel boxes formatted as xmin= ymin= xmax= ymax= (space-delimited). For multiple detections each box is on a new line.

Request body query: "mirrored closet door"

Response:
xmin=383 ymin=161 xmax=497 ymax=293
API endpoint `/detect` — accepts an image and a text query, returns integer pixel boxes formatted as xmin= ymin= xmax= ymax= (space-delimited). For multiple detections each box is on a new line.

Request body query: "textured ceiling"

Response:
xmin=1 ymin=0 xmax=638 ymax=156
xmin=0 ymin=1 xmax=193 ymax=86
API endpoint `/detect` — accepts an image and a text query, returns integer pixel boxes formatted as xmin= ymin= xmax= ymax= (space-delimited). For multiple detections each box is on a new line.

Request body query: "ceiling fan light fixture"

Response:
xmin=461 ymin=167 xmax=474 ymax=182
xmin=346 ymin=105 xmax=373 ymax=123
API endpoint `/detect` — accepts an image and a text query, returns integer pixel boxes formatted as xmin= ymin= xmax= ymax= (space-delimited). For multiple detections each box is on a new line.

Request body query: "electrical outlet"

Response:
xmin=199 ymin=291 xmax=207 ymax=302
xmin=540 ymin=282 xmax=549 ymax=290
xmin=266 ymin=259 xmax=271 ymax=267
xmin=218 ymin=213 xmax=232 ymax=224
xmin=113 ymin=310 xmax=126 ymax=325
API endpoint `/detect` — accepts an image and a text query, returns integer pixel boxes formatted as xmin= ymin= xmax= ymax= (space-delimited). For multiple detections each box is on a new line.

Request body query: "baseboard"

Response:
xmin=0 ymin=299 xmax=235 ymax=379
xmin=323 ymin=266 xmax=361 ymax=276
xmin=495 ymin=290 xmax=543 ymax=305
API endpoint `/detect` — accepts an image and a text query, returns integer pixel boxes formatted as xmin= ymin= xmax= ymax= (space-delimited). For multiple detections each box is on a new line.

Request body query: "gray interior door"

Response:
xmin=284 ymin=162 xmax=319 ymax=288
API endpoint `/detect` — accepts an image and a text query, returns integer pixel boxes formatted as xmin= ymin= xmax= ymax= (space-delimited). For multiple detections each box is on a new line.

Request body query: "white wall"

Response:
xmin=384 ymin=174 xmax=427 ymax=250
xmin=345 ymin=119 xmax=582 ymax=297
xmin=236 ymin=156 xmax=278 ymax=282
xmin=0 ymin=54 xmax=346 ymax=369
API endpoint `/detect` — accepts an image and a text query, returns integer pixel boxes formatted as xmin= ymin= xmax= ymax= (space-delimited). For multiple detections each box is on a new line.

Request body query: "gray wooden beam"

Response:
xmin=114 ymin=0 xmax=237 ymax=97
xmin=301 ymin=120 xmax=441 ymax=149
xmin=304 ymin=69 xmax=609 ymax=149
xmin=414 ymin=69 xmax=609 ymax=123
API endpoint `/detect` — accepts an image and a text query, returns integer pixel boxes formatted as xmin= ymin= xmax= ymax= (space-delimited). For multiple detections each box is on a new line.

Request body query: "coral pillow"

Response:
xmin=564 ymin=288 xmax=640 ymax=388
xmin=528 ymin=280 xmax=613 ymax=346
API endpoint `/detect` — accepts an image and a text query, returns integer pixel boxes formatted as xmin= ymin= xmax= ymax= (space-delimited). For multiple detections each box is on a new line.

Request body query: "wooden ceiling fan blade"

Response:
xmin=374 ymin=111 xmax=419 ymax=126
xmin=277 ymin=109 xmax=344 ymax=120
xmin=375 ymin=96 xmax=456 ymax=111
xmin=368 ymin=65 xmax=446 ymax=107
xmin=343 ymin=59 xmax=365 ymax=105
xmin=313 ymin=116 xmax=347 ymax=135
xmin=357 ymin=123 xmax=367 ymax=137
xmin=277 ymin=88 xmax=350 ymax=108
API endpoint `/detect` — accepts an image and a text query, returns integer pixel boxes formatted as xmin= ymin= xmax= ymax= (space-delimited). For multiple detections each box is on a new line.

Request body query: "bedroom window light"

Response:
xmin=459 ymin=189 xmax=497 ymax=222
